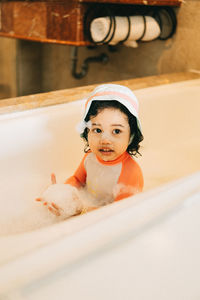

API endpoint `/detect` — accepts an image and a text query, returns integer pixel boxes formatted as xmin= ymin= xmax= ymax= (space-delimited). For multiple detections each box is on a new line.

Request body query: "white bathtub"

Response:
xmin=0 ymin=79 xmax=200 ymax=299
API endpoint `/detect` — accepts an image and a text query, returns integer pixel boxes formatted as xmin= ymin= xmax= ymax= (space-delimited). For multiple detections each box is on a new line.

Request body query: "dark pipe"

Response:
xmin=70 ymin=46 xmax=109 ymax=79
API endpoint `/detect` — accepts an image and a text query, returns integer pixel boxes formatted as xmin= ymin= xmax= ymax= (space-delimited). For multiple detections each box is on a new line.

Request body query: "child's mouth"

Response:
xmin=99 ymin=148 xmax=114 ymax=154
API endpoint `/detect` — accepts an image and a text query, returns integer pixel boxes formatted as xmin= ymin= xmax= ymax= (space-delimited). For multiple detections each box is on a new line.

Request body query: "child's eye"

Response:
xmin=113 ymin=129 xmax=121 ymax=135
xmin=93 ymin=128 xmax=102 ymax=133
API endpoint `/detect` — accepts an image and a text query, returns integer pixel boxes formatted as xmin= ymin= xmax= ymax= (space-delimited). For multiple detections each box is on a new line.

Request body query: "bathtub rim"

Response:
xmin=0 ymin=72 xmax=200 ymax=116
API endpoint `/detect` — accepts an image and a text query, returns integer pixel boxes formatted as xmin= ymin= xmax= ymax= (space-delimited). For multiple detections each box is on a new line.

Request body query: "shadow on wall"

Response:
xmin=0 ymin=84 xmax=11 ymax=99
xmin=0 ymin=38 xmax=172 ymax=99
xmin=18 ymin=37 xmax=173 ymax=97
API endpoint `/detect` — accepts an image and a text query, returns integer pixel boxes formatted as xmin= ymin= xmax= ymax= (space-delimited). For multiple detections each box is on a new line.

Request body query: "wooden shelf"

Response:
xmin=0 ymin=1 xmax=90 ymax=46
xmin=80 ymin=0 xmax=182 ymax=5
xmin=0 ymin=0 xmax=181 ymax=46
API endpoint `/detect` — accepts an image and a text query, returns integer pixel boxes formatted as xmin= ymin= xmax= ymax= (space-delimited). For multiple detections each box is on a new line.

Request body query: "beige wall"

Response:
xmin=0 ymin=0 xmax=200 ymax=99
xmin=0 ymin=38 xmax=17 ymax=98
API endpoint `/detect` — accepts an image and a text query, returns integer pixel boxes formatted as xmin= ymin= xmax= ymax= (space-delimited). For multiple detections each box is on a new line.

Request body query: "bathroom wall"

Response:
xmin=0 ymin=38 xmax=17 ymax=98
xmin=0 ymin=0 xmax=199 ymax=99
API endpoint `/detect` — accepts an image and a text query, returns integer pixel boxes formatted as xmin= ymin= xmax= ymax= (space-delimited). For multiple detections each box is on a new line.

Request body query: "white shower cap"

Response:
xmin=77 ymin=84 xmax=142 ymax=135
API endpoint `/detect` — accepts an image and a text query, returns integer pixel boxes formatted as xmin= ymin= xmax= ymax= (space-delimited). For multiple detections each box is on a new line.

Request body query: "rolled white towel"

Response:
xmin=90 ymin=16 xmax=161 ymax=47
xmin=141 ymin=16 xmax=161 ymax=41
xmin=123 ymin=40 xmax=138 ymax=48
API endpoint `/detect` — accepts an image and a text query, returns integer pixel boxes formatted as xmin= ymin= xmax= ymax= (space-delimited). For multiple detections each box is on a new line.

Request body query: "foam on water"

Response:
xmin=0 ymin=174 xmax=107 ymax=236
xmin=0 ymin=175 xmax=60 ymax=236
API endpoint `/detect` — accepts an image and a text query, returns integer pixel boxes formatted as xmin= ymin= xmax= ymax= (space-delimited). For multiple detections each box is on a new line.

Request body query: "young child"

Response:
xmin=36 ymin=84 xmax=144 ymax=217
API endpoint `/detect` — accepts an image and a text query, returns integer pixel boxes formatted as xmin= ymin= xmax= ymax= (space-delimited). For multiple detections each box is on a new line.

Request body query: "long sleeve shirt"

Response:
xmin=65 ymin=151 xmax=143 ymax=205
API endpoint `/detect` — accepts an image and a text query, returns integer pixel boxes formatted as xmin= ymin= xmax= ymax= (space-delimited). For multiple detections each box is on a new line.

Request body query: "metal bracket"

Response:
xmin=70 ymin=46 xmax=109 ymax=79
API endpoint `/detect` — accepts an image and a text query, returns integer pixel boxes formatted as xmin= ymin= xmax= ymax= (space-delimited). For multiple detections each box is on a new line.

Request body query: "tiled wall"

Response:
xmin=0 ymin=0 xmax=200 ymax=98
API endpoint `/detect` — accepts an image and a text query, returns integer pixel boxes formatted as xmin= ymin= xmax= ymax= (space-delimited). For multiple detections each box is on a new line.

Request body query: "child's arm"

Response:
xmin=65 ymin=154 xmax=88 ymax=188
xmin=114 ymin=157 xmax=144 ymax=201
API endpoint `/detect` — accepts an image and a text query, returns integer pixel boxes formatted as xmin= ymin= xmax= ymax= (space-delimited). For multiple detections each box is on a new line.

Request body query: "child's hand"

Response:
xmin=80 ymin=206 xmax=97 ymax=215
xmin=36 ymin=173 xmax=60 ymax=216
xmin=36 ymin=197 xmax=63 ymax=217
xmin=36 ymin=174 xmax=82 ymax=218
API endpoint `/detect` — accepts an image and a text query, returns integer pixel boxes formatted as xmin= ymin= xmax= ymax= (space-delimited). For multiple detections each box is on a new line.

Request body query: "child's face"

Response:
xmin=87 ymin=107 xmax=131 ymax=161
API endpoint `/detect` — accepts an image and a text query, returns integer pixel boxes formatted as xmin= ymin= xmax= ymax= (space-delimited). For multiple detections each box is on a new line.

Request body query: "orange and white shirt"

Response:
xmin=66 ymin=151 xmax=143 ymax=205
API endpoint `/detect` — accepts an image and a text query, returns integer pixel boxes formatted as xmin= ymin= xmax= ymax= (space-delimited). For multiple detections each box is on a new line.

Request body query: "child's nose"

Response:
xmin=101 ymin=132 xmax=112 ymax=144
xmin=101 ymin=137 xmax=111 ymax=144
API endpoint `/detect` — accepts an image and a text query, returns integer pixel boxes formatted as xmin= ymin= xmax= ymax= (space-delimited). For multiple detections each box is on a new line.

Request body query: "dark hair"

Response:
xmin=81 ymin=100 xmax=144 ymax=156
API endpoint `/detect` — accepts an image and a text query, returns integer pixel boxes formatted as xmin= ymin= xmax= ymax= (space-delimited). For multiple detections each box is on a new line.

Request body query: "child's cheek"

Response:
xmin=88 ymin=135 xmax=97 ymax=150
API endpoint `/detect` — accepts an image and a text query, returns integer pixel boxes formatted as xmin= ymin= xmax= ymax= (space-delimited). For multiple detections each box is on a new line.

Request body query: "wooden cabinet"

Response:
xmin=81 ymin=0 xmax=181 ymax=4
xmin=0 ymin=0 xmax=181 ymax=46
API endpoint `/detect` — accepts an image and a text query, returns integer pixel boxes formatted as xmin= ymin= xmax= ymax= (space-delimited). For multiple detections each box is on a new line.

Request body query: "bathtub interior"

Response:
xmin=139 ymin=78 xmax=200 ymax=190
xmin=0 ymin=99 xmax=84 ymax=235
xmin=0 ymin=78 xmax=200 ymax=266
xmin=1 ymin=171 xmax=200 ymax=298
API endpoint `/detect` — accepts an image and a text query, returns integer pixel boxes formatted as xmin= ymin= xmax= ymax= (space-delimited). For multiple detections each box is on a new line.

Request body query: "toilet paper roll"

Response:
xmin=90 ymin=16 xmax=161 ymax=47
